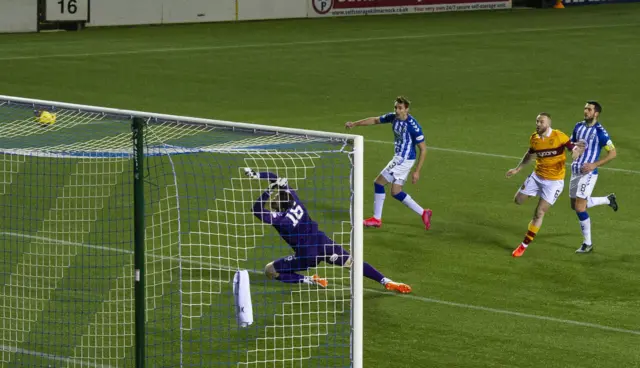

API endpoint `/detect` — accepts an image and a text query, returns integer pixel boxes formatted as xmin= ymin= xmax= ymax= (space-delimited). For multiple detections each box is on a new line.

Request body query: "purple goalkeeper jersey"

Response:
xmin=252 ymin=175 xmax=333 ymax=253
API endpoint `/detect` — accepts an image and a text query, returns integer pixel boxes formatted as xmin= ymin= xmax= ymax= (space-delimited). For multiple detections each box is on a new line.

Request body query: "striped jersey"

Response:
xmin=570 ymin=121 xmax=614 ymax=175
xmin=379 ymin=113 xmax=425 ymax=160
xmin=527 ymin=129 xmax=574 ymax=180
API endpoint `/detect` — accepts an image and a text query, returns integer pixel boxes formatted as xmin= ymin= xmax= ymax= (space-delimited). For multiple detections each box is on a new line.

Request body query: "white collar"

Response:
xmin=539 ymin=128 xmax=552 ymax=138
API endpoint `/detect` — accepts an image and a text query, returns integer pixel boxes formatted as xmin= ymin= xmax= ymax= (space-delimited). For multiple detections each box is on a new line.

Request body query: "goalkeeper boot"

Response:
xmin=312 ymin=274 xmax=328 ymax=288
xmin=512 ymin=244 xmax=527 ymax=257
xmin=384 ymin=280 xmax=412 ymax=294
xmin=422 ymin=209 xmax=433 ymax=230
xmin=607 ymin=193 xmax=618 ymax=212
xmin=363 ymin=217 xmax=382 ymax=228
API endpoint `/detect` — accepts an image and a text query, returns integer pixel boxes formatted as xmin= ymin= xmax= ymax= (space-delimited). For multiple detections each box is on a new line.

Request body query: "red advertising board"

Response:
xmin=309 ymin=0 xmax=511 ymax=16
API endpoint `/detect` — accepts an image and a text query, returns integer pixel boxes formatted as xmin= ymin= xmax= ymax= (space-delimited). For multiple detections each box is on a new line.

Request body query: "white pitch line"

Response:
xmin=2 ymin=232 xmax=639 ymax=337
xmin=366 ymin=139 xmax=640 ymax=175
xmin=365 ymin=289 xmax=640 ymax=336
xmin=0 ymin=344 xmax=114 ymax=368
xmin=0 ymin=22 xmax=638 ymax=62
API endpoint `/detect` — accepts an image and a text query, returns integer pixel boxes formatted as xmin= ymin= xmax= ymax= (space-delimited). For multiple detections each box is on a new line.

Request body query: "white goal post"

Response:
xmin=0 ymin=94 xmax=364 ymax=368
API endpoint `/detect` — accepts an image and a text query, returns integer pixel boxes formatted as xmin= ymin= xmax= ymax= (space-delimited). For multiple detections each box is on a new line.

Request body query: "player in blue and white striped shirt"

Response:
xmin=345 ymin=96 xmax=432 ymax=230
xmin=569 ymin=101 xmax=618 ymax=254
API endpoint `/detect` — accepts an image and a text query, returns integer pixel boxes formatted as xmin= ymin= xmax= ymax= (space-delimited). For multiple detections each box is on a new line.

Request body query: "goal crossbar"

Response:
xmin=0 ymin=94 xmax=364 ymax=368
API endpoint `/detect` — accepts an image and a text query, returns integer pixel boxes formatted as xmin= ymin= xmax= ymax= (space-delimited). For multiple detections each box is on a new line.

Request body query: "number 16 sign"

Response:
xmin=45 ymin=0 xmax=89 ymax=22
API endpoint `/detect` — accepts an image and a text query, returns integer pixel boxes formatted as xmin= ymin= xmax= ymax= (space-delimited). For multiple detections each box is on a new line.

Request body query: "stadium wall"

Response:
xmin=2 ymin=0 xmax=522 ymax=32
xmin=87 ymin=0 xmax=237 ymax=26
xmin=0 ymin=0 xmax=38 ymax=33
xmin=87 ymin=0 xmax=304 ymax=26
xmin=5 ymin=0 xmax=640 ymax=32
xmin=237 ymin=0 xmax=308 ymax=21
xmin=85 ymin=0 xmax=511 ymax=27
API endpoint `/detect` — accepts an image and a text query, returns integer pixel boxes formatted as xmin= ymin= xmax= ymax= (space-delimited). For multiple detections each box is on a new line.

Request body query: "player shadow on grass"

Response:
xmin=495 ymin=232 xmax=574 ymax=253
xmin=438 ymin=212 xmax=575 ymax=253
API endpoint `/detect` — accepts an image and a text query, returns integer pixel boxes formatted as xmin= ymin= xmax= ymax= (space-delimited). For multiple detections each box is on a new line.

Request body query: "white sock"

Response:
xmin=373 ymin=193 xmax=385 ymax=219
xmin=401 ymin=194 xmax=424 ymax=215
xmin=587 ymin=197 xmax=610 ymax=208
xmin=302 ymin=276 xmax=315 ymax=285
xmin=380 ymin=277 xmax=391 ymax=285
xmin=521 ymin=242 xmax=528 ymax=248
xmin=580 ymin=218 xmax=592 ymax=245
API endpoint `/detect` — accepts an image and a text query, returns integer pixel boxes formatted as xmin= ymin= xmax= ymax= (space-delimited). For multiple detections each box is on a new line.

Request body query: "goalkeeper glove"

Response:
xmin=244 ymin=167 xmax=258 ymax=179
xmin=269 ymin=177 xmax=288 ymax=190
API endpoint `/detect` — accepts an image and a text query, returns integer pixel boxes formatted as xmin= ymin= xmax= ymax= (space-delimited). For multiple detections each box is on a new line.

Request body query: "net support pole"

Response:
xmin=352 ymin=135 xmax=364 ymax=368
xmin=132 ymin=117 xmax=146 ymax=368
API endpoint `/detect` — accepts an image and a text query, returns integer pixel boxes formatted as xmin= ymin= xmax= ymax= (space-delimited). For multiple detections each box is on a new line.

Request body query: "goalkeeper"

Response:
xmin=245 ymin=168 xmax=411 ymax=294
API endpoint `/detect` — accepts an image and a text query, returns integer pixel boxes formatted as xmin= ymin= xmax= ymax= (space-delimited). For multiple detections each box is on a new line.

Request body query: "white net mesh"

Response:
xmin=0 ymin=97 xmax=357 ymax=367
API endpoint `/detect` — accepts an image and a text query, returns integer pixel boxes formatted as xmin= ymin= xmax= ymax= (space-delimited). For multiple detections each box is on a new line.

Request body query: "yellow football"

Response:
xmin=38 ymin=111 xmax=57 ymax=125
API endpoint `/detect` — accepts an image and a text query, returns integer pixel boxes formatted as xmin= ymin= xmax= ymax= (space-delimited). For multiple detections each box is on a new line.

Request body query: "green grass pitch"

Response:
xmin=1 ymin=4 xmax=640 ymax=367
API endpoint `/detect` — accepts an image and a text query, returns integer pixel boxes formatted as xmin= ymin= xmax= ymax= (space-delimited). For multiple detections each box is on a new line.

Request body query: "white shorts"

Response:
xmin=380 ymin=156 xmax=415 ymax=185
xmin=569 ymin=172 xmax=598 ymax=199
xmin=518 ymin=172 xmax=564 ymax=205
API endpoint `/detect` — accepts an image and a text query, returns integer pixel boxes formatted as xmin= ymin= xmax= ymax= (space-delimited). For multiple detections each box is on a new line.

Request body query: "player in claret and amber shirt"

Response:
xmin=505 ymin=113 xmax=584 ymax=257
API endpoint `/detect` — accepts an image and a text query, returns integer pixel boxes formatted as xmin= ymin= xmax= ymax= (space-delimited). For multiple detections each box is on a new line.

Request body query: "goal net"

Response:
xmin=0 ymin=95 xmax=363 ymax=368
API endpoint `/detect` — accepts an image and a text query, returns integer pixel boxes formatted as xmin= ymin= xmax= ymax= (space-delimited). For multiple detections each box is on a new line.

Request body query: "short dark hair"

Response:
xmin=395 ymin=96 xmax=411 ymax=108
xmin=538 ymin=112 xmax=552 ymax=119
xmin=586 ymin=101 xmax=602 ymax=113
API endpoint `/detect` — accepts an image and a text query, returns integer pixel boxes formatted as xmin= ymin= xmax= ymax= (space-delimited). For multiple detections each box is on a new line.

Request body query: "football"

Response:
xmin=38 ymin=110 xmax=57 ymax=125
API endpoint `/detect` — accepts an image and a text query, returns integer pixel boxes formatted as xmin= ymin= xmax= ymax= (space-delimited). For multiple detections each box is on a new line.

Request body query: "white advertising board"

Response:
xmin=238 ymin=0 xmax=307 ymax=20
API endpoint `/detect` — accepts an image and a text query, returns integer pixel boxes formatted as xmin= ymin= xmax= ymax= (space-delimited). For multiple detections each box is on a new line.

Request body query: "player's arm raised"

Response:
xmin=245 ymin=168 xmax=278 ymax=182
xmin=252 ymin=190 xmax=275 ymax=224
xmin=345 ymin=116 xmax=381 ymax=130
xmin=506 ymin=149 xmax=535 ymax=178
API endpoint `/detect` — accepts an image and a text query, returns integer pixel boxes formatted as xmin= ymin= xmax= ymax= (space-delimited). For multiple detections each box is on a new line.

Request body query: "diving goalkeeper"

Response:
xmin=246 ymin=168 xmax=411 ymax=294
